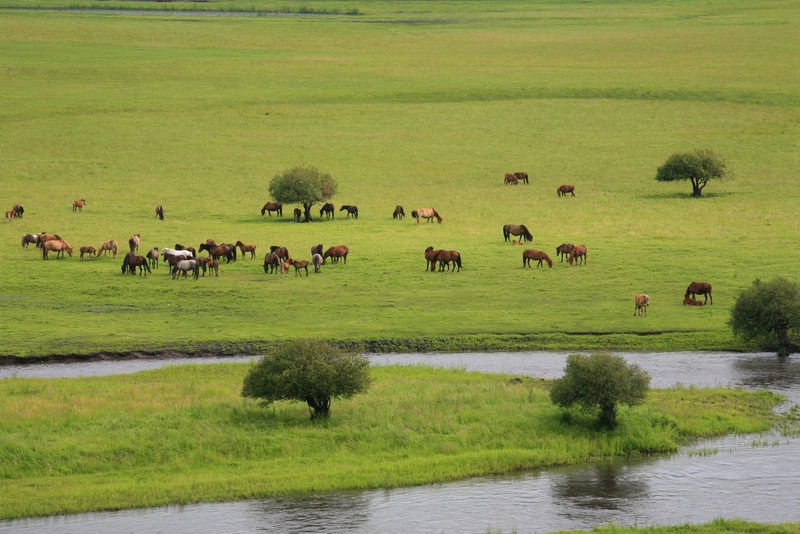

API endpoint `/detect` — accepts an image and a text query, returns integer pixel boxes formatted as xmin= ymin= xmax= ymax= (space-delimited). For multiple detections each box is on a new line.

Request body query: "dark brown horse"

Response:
xmin=685 ymin=282 xmax=712 ymax=305
xmin=235 ymin=240 xmax=257 ymax=259
xmin=514 ymin=172 xmax=529 ymax=184
xmin=155 ymin=205 xmax=164 ymax=220
xmin=200 ymin=243 xmax=235 ymax=263
xmin=432 ymin=250 xmax=462 ymax=272
xmin=263 ymin=253 xmax=280 ymax=274
xmin=293 ymin=208 xmax=302 ymax=222
xmin=269 ymin=245 xmax=289 ymax=261
xmin=557 ymin=185 xmax=575 ymax=197
xmin=503 ymin=224 xmax=533 ymax=243
xmin=424 ymin=246 xmax=441 ymax=271
xmin=323 ymin=245 xmax=349 ymax=264
xmin=122 ymin=253 xmax=151 ymax=276
xmin=555 ymin=243 xmax=575 ymax=263
xmin=79 ymin=246 xmax=96 ymax=260
xmin=320 ymin=203 xmax=335 ymax=219
xmin=522 ymin=249 xmax=552 ymax=268
xmin=72 ymin=199 xmax=86 ymax=212
xmin=340 ymin=205 xmax=359 ymax=219
xmin=311 ymin=244 xmax=323 ymax=256
xmin=261 ymin=201 xmax=283 ymax=217
xmin=393 ymin=205 xmax=405 ymax=219
xmin=568 ymin=244 xmax=587 ymax=266
xmin=504 ymin=173 xmax=518 ymax=185
xmin=12 ymin=204 xmax=24 ymax=218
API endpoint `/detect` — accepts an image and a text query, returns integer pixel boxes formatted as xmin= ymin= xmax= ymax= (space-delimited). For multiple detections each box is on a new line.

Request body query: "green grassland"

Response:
xmin=1 ymin=1 xmax=799 ymax=358
xmin=0 ymin=364 xmax=785 ymax=518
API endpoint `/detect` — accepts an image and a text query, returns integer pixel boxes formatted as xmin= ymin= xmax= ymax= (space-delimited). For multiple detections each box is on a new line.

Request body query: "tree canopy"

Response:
xmin=268 ymin=166 xmax=338 ymax=222
xmin=729 ymin=277 xmax=800 ymax=356
xmin=550 ymin=352 xmax=651 ymax=428
xmin=655 ymin=149 xmax=731 ymax=197
xmin=241 ymin=339 xmax=371 ymax=419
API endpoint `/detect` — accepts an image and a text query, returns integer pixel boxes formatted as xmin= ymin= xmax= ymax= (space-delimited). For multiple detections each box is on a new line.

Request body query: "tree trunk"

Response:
xmin=303 ymin=203 xmax=314 ymax=223
xmin=307 ymin=396 xmax=331 ymax=419
xmin=691 ymin=179 xmax=703 ymax=197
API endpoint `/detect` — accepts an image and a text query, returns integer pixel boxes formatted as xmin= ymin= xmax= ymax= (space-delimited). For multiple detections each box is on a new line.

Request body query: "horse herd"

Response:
xmin=261 ymin=201 xmax=446 ymax=225
xmin=502 ymin=172 xmax=575 ymax=197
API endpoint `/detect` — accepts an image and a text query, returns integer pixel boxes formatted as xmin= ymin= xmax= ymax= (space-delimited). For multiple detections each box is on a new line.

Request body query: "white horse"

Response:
xmin=162 ymin=248 xmax=193 ymax=261
xmin=171 ymin=259 xmax=198 ymax=280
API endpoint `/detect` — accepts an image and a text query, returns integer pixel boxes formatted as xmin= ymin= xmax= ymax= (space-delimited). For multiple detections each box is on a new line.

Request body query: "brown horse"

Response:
xmin=128 ymin=234 xmax=140 ymax=253
xmin=340 ymin=205 xmax=359 ymax=219
xmin=292 ymin=208 xmax=302 ymax=222
xmin=411 ymin=208 xmax=442 ymax=224
xmin=292 ymin=259 xmax=311 ymax=276
xmin=320 ymin=203 xmax=335 ymax=219
xmin=12 ymin=204 xmax=24 ymax=218
xmin=311 ymin=244 xmax=323 ymax=256
xmin=635 ymin=294 xmax=650 ymax=317
xmin=199 ymin=243 xmax=235 ymax=263
xmin=146 ymin=248 xmax=160 ymax=269
xmin=123 ymin=253 xmax=151 ymax=276
xmin=269 ymin=245 xmax=289 ymax=261
xmin=96 ymin=239 xmax=117 ymax=258
xmin=72 ymin=199 xmax=86 ymax=212
xmin=79 ymin=246 xmax=96 ymax=260
xmin=261 ymin=201 xmax=283 ymax=217
xmin=4 ymin=210 xmax=18 ymax=222
xmin=555 ymin=243 xmax=575 ymax=263
xmin=424 ymin=246 xmax=442 ymax=271
xmin=393 ymin=205 xmax=405 ymax=219
xmin=683 ymin=296 xmax=704 ymax=306
xmin=37 ymin=233 xmax=61 ymax=247
xmin=155 ymin=205 xmax=164 ymax=220
xmin=42 ymin=239 xmax=73 ymax=260
xmin=568 ymin=244 xmax=587 ymax=265
xmin=207 ymin=259 xmax=220 ymax=277
xmin=504 ymin=173 xmax=518 ymax=185
xmin=280 ymin=258 xmax=293 ymax=276
xmin=503 ymin=224 xmax=533 ymax=243
xmin=432 ymin=250 xmax=462 ymax=272
xmin=522 ymin=249 xmax=552 ymax=268
xmin=685 ymin=282 xmax=712 ymax=305
xmin=514 ymin=172 xmax=529 ymax=184
xmin=263 ymin=253 xmax=280 ymax=274
xmin=323 ymin=245 xmax=349 ymax=264
xmin=557 ymin=185 xmax=575 ymax=197
xmin=235 ymin=240 xmax=257 ymax=259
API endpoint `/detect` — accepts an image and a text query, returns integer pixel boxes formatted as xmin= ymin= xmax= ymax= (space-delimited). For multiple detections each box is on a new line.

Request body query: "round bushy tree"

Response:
xmin=268 ymin=166 xmax=337 ymax=222
xmin=655 ymin=149 xmax=731 ymax=197
xmin=729 ymin=277 xmax=800 ymax=356
xmin=242 ymin=339 xmax=371 ymax=419
xmin=550 ymin=353 xmax=651 ymax=428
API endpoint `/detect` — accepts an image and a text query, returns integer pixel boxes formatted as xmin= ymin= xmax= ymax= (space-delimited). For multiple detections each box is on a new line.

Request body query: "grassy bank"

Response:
xmin=551 ymin=519 xmax=800 ymax=534
xmin=0 ymin=364 xmax=784 ymax=519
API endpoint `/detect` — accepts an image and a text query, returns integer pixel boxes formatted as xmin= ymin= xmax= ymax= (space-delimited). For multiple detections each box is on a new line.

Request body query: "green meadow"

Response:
xmin=0 ymin=0 xmax=799 ymax=358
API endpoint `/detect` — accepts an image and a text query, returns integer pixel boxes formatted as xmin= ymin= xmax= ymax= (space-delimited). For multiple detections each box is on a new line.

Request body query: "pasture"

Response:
xmin=0 ymin=1 xmax=799 ymax=357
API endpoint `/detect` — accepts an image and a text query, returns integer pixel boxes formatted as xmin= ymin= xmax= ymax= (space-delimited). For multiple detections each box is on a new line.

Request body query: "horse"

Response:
xmin=155 ymin=205 xmax=164 ymax=220
xmin=161 ymin=248 xmax=193 ymax=262
xmin=146 ymin=248 xmax=160 ymax=269
xmin=199 ymin=243 xmax=235 ymax=263
xmin=21 ymin=233 xmax=40 ymax=248
xmin=340 ymin=205 xmax=359 ymax=219
xmin=261 ymin=201 xmax=283 ymax=217
xmin=235 ymin=240 xmax=257 ymax=259
xmin=97 ymin=239 xmax=118 ymax=258
xmin=522 ymin=249 xmax=552 ymax=268
xmin=323 ymin=245 xmax=349 ymax=264
xmin=320 ymin=203 xmax=335 ymax=219
xmin=393 ymin=205 xmax=405 ymax=220
xmin=312 ymin=253 xmax=323 ymax=273
xmin=42 ymin=239 xmax=72 ymax=260
xmin=557 ymin=185 xmax=575 ymax=197
xmin=411 ymin=208 xmax=442 ymax=224
xmin=432 ymin=250 xmax=462 ymax=272
xmin=292 ymin=259 xmax=310 ymax=276
xmin=683 ymin=297 xmax=704 ymax=306
xmin=12 ymin=204 xmax=24 ymax=218
xmin=171 ymin=259 xmax=199 ymax=280
xmin=424 ymin=246 xmax=442 ymax=271
xmin=123 ymin=253 xmax=151 ymax=276
xmin=72 ymin=199 xmax=86 ymax=212
xmin=568 ymin=245 xmax=587 ymax=266
xmin=263 ymin=253 xmax=280 ymax=274
xmin=79 ymin=246 xmax=96 ymax=260
xmin=311 ymin=244 xmax=323 ymax=256
xmin=504 ymin=173 xmax=518 ymax=185
xmin=37 ymin=233 xmax=61 ymax=248
xmin=555 ymin=243 xmax=575 ymax=263
xmin=514 ymin=172 xmax=529 ymax=184
xmin=269 ymin=245 xmax=289 ymax=261
xmin=280 ymin=258 xmax=292 ymax=277
xmin=512 ymin=240 xmax=526 ymax=246
xmin=685 ymin=282 xmax=712 ymax=305
xmin=128 ymin=234 xmax=140 ymax=253
xmin=635 ymin=294 xmax=650 ymax=317
xmin=503 ymin=224 xmax=533 ymax=243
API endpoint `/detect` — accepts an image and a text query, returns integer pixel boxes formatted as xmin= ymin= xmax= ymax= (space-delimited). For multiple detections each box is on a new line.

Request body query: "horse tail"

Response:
xmin=455 ymin=253 xmax=462 ymax=269
xmin=503 ymin=226 xmax=509 ymax=241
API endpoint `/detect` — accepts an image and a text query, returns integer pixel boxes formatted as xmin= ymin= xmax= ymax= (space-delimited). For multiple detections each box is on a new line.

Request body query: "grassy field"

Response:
xmin=0 ymin=1 xmax=799 ymax=358
xmin=0 ymin=363 xmax=785 ymax=518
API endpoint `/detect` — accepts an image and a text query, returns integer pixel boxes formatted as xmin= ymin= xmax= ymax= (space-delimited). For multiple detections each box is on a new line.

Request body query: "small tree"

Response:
xmin=729 ymin=277 xmax=800 ymax=356
xmin=655 ymin=149 xmax=731 ymax=197
xmin=550 ymin=353 xmax=651 ymax=428
xmin=268 ymin=165 xmax=338 ymax=222
xmin=242 ymin=339 xmax=371 ymax=420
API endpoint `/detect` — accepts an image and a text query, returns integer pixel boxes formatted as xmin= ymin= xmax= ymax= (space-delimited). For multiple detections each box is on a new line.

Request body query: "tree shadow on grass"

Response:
xmin=639 ymin=191 xmax=736 ymax=201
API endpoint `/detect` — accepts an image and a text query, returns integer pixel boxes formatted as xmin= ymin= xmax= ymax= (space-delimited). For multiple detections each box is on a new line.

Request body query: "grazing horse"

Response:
xmin=13 ymin=204 xmax=24 ymax=218
xmin=4 ymin=210 xmax=18 ymax=222
xmin=514 ymin=172 xmax=529 ymax=184
xmin=269 ymin=245 xmax=290 ymax=261
xmin=635 ymin=294 xmax=650 ymax=317
xmin=340 ymin=205 xmax=359 ymax=219
xmin=293 ymin=208 xmax=302 ymax=222
xmin=21 ymin=233 xmax=40 ymax=248
xmin=311 ymin=244 xmax=323 ymax=256
xmin=122 ymin=253 xmax=151 ymax=276
xmin=128 ymin=234 xmax=140 ymax=253
xmin=411 ymin=208 xmax=442 ymax=224
xmin=320 ymin=203 xmax=335 ymax=219
xmin=261 ymin=201 xmax=283 ymax=217
xmin=522 ymin=249 xmax=553 ymax=268
xmin=432 ymin=250 xmax=462 ymax=272
xmin=557 ymin=185 xmax=575 ymax=197
xmin=79 ymin=246 xmax=96 ymax=260
xmin=568 ymin=245 xmax=587 ymax=265
xmin=555 ymin=243 xmax=575 ymax=263
xmin=503 ymin=224 xmax=533 ymax=243
xmin=146 ymin=248 xmax=160 ymax=269
xmin=312 ymin=253 xmax=323 ymax=273
xmin=504 ymin=173 xmax=518 ymax=185
xmin=393 ymin=205 xmax=405 ymax=219
xmin=98 ymin=239 xmax=118 ymax=258
xmin=263 ymin=253 xmax=280 ymax=274
xmin=42 ymin=239 xmax=72 ymax=260
xmin=199 ymin=243 xmax=235 ymax=263
xmin=235 ymin=240 xmax=257 ymax=259
xmin=155 ymin=205 xmax=164 ymax=220
xmin=323 ymin=245 xmax=349 ymax=264
xmin=292 ymin=259 xmax=311 ymax=277
xmin=172 ymin=259 xmax=199 ymax=280
xmin=424 ymin=246 xmax=444 ymax=271
xmin=72 ymin=199 xmax=86 ymax=212
xmin=685 ymin=282 xmax=713 ymax=305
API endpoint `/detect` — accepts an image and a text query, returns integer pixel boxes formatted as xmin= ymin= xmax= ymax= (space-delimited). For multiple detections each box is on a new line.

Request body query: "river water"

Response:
xmin=2 ymin=351 xmax=799 ymax=533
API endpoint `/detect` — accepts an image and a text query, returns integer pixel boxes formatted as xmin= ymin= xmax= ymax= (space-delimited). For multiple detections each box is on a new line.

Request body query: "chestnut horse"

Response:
xmin=424 ymin=246 xmax=441 ymax=271
xmin=393 ymin=205 xmax=405 ymax=219
xmin=320 ymin=203 xmax=335 ymax=219
xmin=431 ymin=250 xmax=462 ymax=272
xmin=128 ymin=234 xmax=140 ymax=253
xmin=79 ymin=246 xmax=96 ymax=260
xmin=207 ymin=259 xmax=220 ymax=277
xmin=411 ymin=208 xmax=442 ymax=224
xmin=504 ymin=173 xmax=518 ymax=185
xmin=42 ymin=239 xmax=72 ymax=260
xmin=199 ymin=243 xmax=235 ymax=263
xmin=235 ymin=240 xmax=257 ymax=259
xmin=514 ymin=172 xmax=529 ymax=184
xmin=555 ymin=243 xmax=575 ymax=263
xmin=263 ymin=253 xmax=280 ymax=274
xmin=261 ymin=201 xmax=283 ymax=217
xmin=269 ymin=245 xmax=289 ymax=261
xmin=4 ymin=210 xmax=18 ymax=222
xmin=292 ymin=259 xmax=311 ymax=276
xmin=634 ymin=294 xmax=650 ymax=317
xmin=72 ymin=199 xmax=86 ymax=212
xmin=323 ymin=245 xmax=349 ymax=264
xmin=683 ymin=297 xmax=704 ymax=307
xmin=522 ymin=249 xmax=552 ymax=268
xmin=503 ymin=224 xmax=533 ymax=243
xmin=557 ymin=185 xmax=575 ymax=197
xmin=685 ymin=282 xmax=712 ymax=305
xmin=340 ymin=205 xmax=359 ymax=219
xmin=568 ymin=245 xmax=587 ymax=266
xmin=155 ymin=205 xmax=164 ymax=220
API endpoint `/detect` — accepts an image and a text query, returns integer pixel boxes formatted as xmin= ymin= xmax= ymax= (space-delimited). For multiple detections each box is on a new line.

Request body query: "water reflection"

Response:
xmin=550 ymin=460 xmax=650 ymax=512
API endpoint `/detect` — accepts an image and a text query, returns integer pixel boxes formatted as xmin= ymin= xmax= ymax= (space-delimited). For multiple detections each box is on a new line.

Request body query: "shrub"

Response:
xmin=729 ymin=277 xmax=800 ymax=356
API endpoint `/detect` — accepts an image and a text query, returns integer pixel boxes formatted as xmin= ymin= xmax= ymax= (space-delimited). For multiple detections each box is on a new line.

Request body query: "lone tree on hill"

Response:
xmin=729 ymin=277 xmax=800 ymax=356
xmin=550 ymin=352 xmax=651 ymax=428
xmin=268 ymin=165 xmax=338 ymax=222
xmin=241 ymin=339 xmax=371 ymax=420
xmin=655 ymin=149 xmax=731 ymax=197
